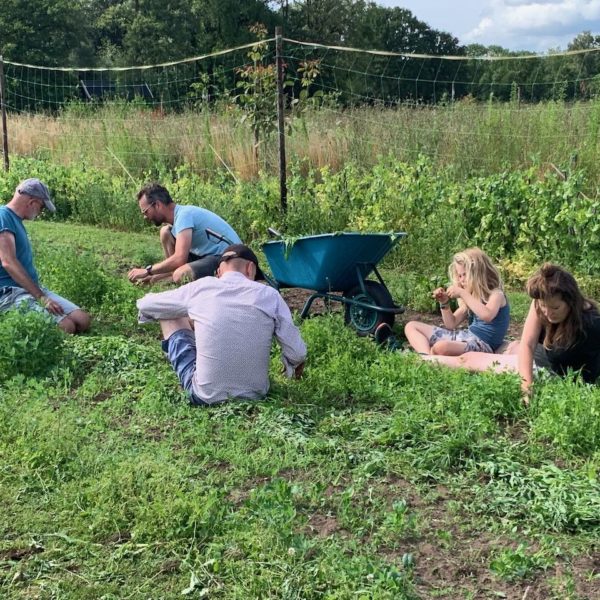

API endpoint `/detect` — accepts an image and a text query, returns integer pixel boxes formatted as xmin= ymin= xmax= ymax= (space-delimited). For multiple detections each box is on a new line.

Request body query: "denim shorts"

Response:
xmin=161 ymin=329 xmax=207 ymax=406
xmin=429 ymin=327 xmax=493 ymax=353
xmin=0 ymin=286 xmax=79 ymax=323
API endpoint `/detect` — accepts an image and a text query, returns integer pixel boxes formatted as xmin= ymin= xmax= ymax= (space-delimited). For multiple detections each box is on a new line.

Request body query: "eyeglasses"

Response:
xmin=141 ymin=203 xmax=155 ymax=216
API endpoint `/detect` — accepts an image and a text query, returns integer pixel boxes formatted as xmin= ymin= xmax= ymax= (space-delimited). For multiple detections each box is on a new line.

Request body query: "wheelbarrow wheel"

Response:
xmin=343 ymin=281 xmax=395 ymax=336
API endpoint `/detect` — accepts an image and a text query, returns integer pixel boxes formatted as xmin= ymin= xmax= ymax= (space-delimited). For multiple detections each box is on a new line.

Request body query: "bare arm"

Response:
xmin=432 ymin=286 xmax=466 ymax=329
xmin=128 ymin=228 xmax=193 ymax=282
xmin=0 ymin=231 xmax=63 ymax=314
xmin=440 ymin=304 xmax=468 ymax=330
xmin=274 ymin=296 xmax=307 ymax=378
xmin=448 ymin=286 xmax=505 ymax=323
xmin=518 ymin=301 xmax=543 ymax=397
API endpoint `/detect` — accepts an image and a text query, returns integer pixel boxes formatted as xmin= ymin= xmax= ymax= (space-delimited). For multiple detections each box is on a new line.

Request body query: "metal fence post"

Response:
xmin=275 ymin=27 xmax=287 ymax=214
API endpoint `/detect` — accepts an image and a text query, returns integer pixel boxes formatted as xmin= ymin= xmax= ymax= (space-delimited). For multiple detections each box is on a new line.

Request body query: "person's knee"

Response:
xmin=173 ymin=265 xmax=194 ymax=284
xmin=58 ymin=316 xmax=77 ymax=334
xmin=74 ymin=310 xmax=91 ymax=333
xmin=59 ymin=310 xmax=91 ymax=335
xmin=404 ymin=321 xmax=418 ymax=335
xmin=504 ymin=340 xmax=520 ymax=354
xmin=159 ymin=225 xmax=174 ymax=249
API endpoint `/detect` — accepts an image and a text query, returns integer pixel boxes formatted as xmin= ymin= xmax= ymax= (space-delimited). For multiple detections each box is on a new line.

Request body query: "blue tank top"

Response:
xmin=468 ymin=297 xmax=510 ymax=351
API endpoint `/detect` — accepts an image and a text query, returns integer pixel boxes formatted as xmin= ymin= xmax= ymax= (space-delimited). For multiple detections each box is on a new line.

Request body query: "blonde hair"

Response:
xmin=449 ymin=247 xmax=502 ymax=305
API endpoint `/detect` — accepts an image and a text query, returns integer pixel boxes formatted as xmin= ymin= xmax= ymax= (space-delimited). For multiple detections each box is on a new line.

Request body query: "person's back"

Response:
xmin=137 ymin=244 xmax=306 ymax=406
xmin=173 ymin=205 xmax=241 ymax=258
xmin=188 ymin=272 xmax=283 ymax=402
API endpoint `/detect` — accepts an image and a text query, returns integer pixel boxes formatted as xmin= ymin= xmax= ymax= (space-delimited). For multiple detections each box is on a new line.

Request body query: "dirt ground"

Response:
xmin=278 ymin=290 xmax=600 ymax=598
xmin=280 ymin=288 xmax=524 ymax=341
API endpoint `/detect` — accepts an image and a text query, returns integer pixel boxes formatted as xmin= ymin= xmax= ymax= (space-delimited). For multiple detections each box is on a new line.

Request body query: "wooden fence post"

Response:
xmin=0 ymin=56 xmax=9 ymax=172
xmin=275 ymin=27 xmax=287 ymax=214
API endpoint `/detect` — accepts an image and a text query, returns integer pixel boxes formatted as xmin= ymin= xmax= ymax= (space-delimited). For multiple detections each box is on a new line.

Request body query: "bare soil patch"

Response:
xmin=281 ymin=288 xmax=525 ymax=339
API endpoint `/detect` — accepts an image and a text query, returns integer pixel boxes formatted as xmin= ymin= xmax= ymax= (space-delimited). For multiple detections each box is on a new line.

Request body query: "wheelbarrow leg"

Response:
xmin=300 ymin=293 xmax=323 ymax=319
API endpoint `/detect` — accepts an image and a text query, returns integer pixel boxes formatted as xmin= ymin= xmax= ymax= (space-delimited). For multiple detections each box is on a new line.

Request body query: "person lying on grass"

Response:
xmin=128 ymin=182 xmax=242 ymax=285
xmin=0 ymin=179 xmax=91 ymax=334
xmin=402 ymin=247 xmax=510 ymax=356
xmin=420 ymin=263 xmax=600 ymax=400
xmin=136 ymin=244 xmax=306 ymax=406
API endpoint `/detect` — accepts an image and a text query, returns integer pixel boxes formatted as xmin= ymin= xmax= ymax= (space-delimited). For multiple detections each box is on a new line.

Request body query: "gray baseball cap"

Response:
xmin=18 ymin=178 xmax=56 ymax=213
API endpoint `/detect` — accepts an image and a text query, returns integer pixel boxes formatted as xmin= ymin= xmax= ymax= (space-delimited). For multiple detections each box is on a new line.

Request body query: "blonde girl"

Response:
xmin=404 ymin=248 xmax=510 ymax=355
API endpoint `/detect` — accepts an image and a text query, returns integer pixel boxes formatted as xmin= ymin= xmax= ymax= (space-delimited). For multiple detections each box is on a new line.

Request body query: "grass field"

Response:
xmin=10 ymin=98 xmax=600 ymax=187
xmin=0 ymin=221 xmax=598 ymax=598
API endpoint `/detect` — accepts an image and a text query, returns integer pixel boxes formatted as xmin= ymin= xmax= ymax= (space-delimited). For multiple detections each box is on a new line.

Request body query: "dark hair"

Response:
xmin=137 ymin=182 xmax=172 ymax=206
xmin=527 ymin=263 xmax=597 ymax=348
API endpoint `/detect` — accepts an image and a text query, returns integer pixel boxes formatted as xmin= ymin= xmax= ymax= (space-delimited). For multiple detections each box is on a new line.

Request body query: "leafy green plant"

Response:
xmin=0 ymin=306 xmax=65 ymax=381
xmin=34 ymin=245 xmax=109 ymax=311
xmin=490 ymin=543 xmax=553 ymax=581
xmin=530 ymin=378 xmax=600 ymax=457
xmin=235 ymin=24 xmax=281 ymax=165
xmin=470 ymin=456 xmax=600 ymax=532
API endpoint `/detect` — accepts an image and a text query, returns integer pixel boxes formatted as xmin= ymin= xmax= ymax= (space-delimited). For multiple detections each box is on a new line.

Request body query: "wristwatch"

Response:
xmin=145 ymin=264 xmax=153 ymax=276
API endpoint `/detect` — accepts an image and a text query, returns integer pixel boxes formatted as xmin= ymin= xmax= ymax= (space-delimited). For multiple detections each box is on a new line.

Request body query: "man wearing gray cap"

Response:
xmin=137 ymin=244 xmax=306 ymax=405
xmin=0 ymin=179 xmax=91 ymax=334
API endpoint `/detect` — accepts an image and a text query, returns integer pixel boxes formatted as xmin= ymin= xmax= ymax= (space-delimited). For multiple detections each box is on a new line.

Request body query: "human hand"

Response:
xmin=281 ymin=362 xmax=305 ymax=379
xmin=40 ymin=295 xmax=64 ymax=315
xmin=432 ymin=287 xmax=449 ymax=304
xmin=128 ymin=268 xmax=150 ymax=283
xmin=293 ymin=362 xmax=305 ymax=379
xmin=446 ymin=285 xmax=463 ymax=299
xmin=520 ymin=380 xmax=532 ymax=405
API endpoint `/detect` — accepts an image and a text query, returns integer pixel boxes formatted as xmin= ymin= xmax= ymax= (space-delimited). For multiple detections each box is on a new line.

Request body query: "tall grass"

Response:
xmin=8 ymin=97 xmax=600 ymax=186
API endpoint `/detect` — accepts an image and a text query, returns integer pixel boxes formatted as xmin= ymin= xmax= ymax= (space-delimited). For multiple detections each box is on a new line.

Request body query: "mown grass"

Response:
xmin=0 ymin=222 xmax=598 ymax=598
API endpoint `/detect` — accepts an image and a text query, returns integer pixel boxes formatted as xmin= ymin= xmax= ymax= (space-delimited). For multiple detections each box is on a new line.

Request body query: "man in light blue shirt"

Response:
xmin=128 ymin=182 xmax=241 ymax=285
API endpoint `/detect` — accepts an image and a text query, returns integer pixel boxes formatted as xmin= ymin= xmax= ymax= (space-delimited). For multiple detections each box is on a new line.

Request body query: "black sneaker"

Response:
xmin=374 ymin=323 xmax=394 ymax=346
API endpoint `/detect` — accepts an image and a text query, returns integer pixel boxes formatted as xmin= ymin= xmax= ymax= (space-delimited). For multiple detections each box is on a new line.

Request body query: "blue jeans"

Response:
xmin=161 ymin=329 xmax=208 ymax=406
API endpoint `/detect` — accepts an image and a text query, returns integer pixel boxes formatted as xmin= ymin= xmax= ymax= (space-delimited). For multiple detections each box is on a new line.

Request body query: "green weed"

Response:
xmin=0 ymin=222 xmax=598 ymax=597
xmin=0 ymin=307 xmax=65 ymax=381
xmin=490 ymin=543 xmax=553 ymax=581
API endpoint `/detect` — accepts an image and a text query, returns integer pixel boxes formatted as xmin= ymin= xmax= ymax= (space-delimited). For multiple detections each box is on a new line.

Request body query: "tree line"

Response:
xmin=1 ymin=0 xmax=599 ymax=105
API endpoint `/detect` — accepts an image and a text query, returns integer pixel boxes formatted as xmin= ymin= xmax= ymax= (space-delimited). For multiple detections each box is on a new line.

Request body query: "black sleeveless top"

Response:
xmin=542 ymin=310 xmax=600 ymax=383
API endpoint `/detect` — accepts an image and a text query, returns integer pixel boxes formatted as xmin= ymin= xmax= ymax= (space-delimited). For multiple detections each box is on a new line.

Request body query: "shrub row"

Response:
xmin=1 ymin=155 xmax=599 ymax=278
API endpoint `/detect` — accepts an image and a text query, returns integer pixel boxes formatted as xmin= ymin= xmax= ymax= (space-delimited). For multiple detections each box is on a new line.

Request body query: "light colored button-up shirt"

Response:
xmin=137 ymin=271 xmax=306 ymax=404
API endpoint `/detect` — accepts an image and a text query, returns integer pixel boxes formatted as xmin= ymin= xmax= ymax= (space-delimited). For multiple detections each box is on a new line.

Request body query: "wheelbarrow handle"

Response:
xmin=206 ymin=228 xmax=234 ymax=246
xmin=267 ymin=227 xmax=283 ymax=239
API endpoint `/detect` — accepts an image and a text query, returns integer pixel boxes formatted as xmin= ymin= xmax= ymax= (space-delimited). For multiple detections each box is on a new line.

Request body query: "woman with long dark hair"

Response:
xmin=518 ymin=263 xmax=600 ymax=393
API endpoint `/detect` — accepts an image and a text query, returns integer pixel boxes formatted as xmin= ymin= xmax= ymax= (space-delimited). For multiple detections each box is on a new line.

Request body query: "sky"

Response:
xmin=377 ymin=0 xmax=600 ymax=52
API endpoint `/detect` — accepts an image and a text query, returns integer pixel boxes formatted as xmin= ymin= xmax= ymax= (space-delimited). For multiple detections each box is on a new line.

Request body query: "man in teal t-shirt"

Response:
xmin=0 ymin=179 xmax=91 ymax=334
xmin=127 ymin=182 xmax=241 ymax=285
